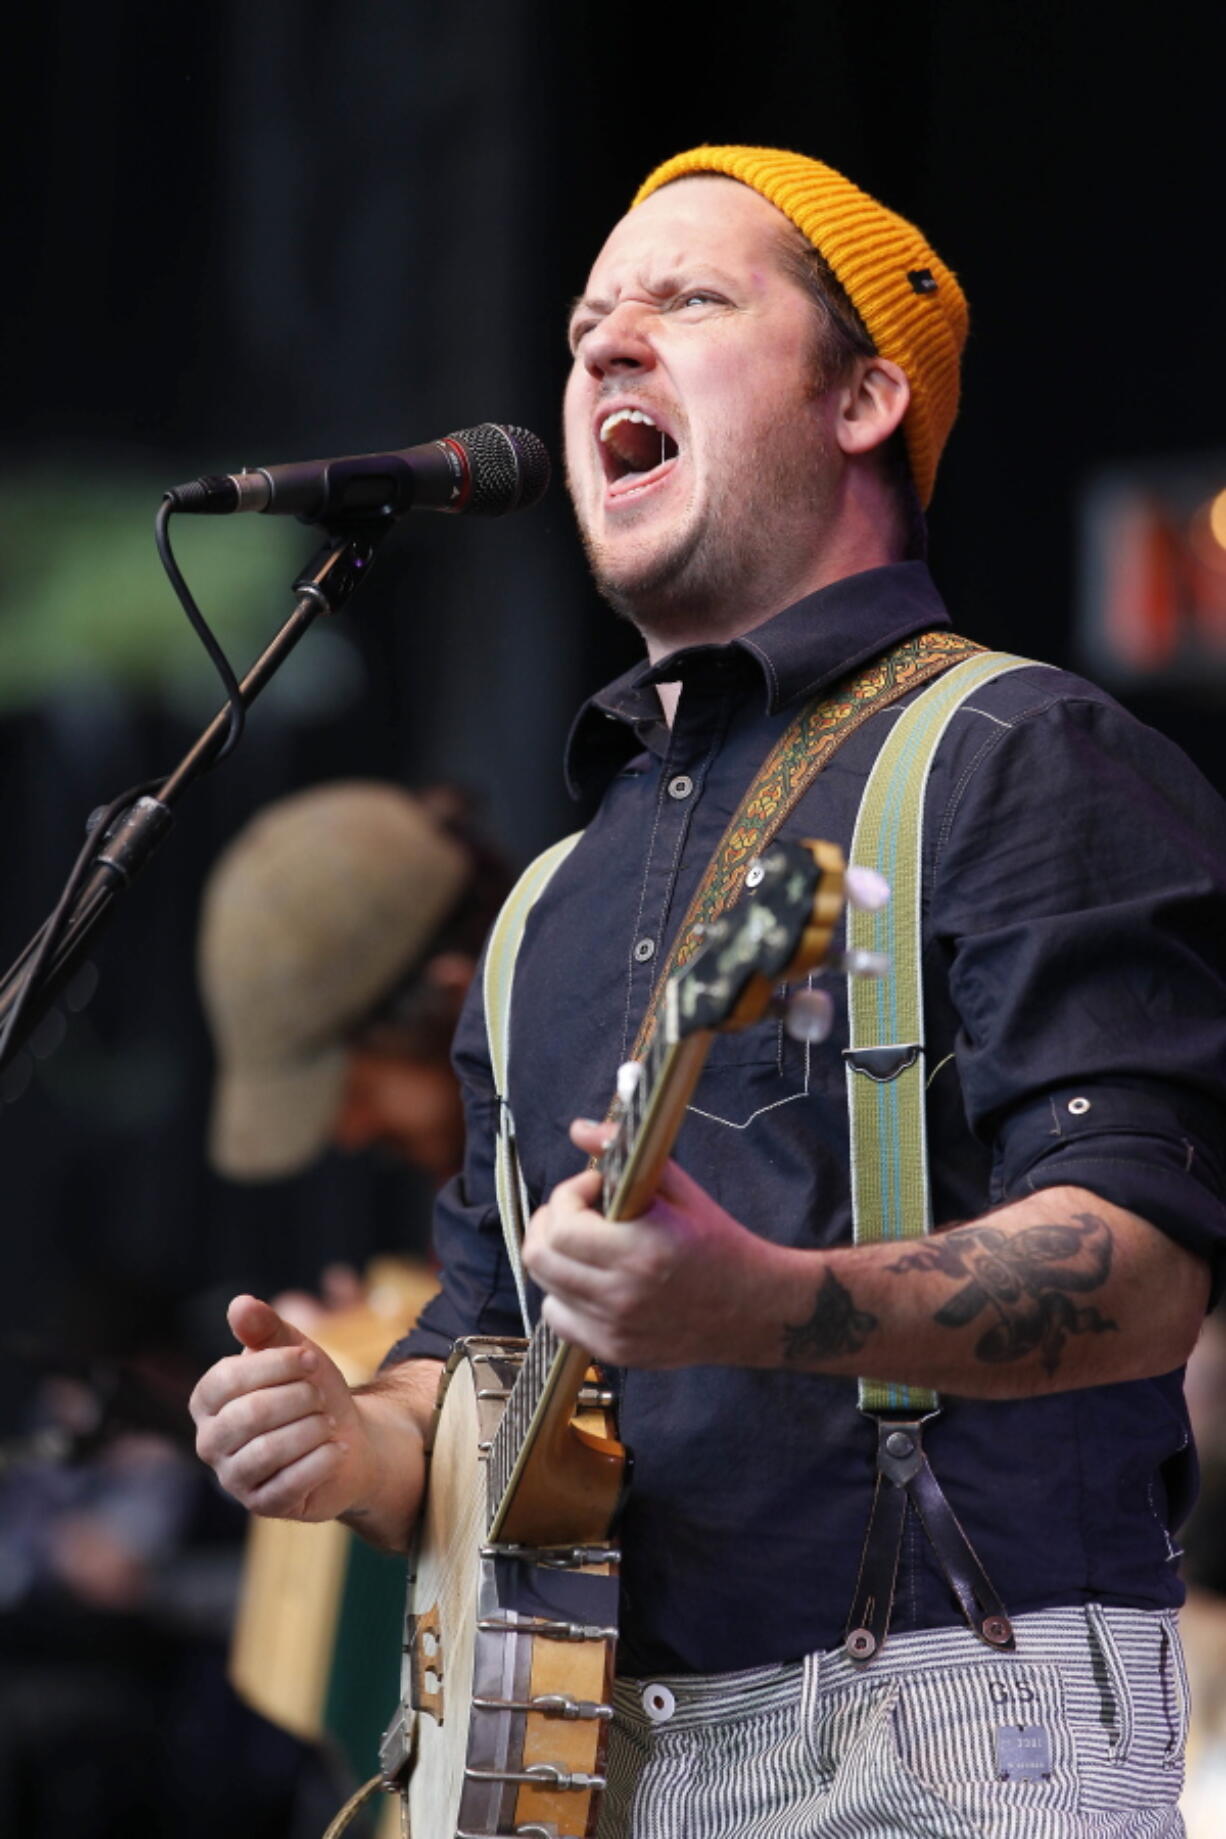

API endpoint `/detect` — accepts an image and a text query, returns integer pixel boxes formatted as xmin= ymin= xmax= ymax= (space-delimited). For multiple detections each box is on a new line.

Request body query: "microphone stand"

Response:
xmin=0 ymin=513 xmax=396 ymax=1073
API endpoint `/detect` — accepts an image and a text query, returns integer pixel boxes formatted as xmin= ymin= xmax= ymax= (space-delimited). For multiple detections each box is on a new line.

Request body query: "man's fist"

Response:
xmin=189 ymin=1295 xmax=372 ymax=1522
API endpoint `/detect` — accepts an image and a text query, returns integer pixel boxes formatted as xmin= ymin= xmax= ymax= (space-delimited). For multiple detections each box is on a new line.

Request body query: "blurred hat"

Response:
xmin=198 ymin=782 xmax=470 ymax=1180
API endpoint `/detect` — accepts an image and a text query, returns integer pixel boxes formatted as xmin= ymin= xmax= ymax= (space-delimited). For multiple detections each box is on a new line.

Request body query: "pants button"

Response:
xmin=641 ymin=1682 xmax=676 ymax=1722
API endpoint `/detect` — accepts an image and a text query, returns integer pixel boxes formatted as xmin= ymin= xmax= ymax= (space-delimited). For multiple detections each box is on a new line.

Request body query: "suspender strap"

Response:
xmin=842 ymin=649 xmax=1040 ymax=1661
xmin=845 ymin=649 xmax=1037 ymax=1410
xmin=484 ymin=831 xmax=584 ymax=1334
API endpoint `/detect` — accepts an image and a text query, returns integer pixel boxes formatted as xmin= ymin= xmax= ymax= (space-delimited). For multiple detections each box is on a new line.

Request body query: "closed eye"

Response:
xmin=567 ymin=306 xmax=603 ymax=352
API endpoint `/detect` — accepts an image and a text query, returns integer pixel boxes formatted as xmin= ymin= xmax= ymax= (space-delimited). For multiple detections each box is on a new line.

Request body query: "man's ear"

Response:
xmin=833 ymin=357 xmax=910 ymax=459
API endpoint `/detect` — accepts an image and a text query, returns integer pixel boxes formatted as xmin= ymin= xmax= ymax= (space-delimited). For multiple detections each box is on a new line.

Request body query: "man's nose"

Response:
xmin=581 ymin=301 xmax=657 ymax=380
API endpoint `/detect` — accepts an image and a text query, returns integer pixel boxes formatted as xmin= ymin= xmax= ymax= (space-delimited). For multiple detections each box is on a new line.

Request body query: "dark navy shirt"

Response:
xmin=394 ymin=561 xmax=1226 ymax=1676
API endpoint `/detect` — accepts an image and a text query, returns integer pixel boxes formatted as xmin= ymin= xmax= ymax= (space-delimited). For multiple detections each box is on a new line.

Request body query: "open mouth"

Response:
xmin=598 ymin=407 xmax=680 ymax=494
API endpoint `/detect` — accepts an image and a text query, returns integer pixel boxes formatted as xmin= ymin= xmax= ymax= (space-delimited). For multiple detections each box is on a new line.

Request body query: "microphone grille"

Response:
xmin=450 ymin=423 xmax=551 ymax=515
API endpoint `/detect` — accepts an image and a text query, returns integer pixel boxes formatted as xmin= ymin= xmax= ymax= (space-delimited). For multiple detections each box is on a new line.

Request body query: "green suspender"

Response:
xmin=842 ymin=649 xmax=1041 ymax=1661
xmin=846 ymin=649 xmax=1037 ymax=1411
xmin=484 ymin=831 xmax=584 ymax=1333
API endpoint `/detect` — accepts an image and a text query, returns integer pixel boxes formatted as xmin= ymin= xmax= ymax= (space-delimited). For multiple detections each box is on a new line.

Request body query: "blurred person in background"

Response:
xmin=198 ymin=778 xmax=513 ymax=1201
xmin=195 ymin=779 xmax=513 ymax=1826
xmin=0 ymin=760 xmax=516 ymax=1839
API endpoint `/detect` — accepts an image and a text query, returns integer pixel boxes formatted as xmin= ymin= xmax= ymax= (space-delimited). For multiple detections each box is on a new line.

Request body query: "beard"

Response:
xmin=569 ymin=409 xmax=836 ymax=648
xmin=577 ymin=505 xmax=710 ymax=635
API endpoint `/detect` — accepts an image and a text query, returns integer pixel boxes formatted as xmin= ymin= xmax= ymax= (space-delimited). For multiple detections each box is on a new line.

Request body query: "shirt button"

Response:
xmin=667 ymin=774 xmax=694 ymax=800
xmin=641 ymin=1682 xmax=676 ymax=1722
xmin=633 ymin=938 xmax=656 ymax=963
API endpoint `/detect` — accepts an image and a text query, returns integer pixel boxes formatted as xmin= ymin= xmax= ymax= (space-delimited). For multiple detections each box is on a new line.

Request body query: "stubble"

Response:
xmin=569 ymin=402 xmax=837 ymax=649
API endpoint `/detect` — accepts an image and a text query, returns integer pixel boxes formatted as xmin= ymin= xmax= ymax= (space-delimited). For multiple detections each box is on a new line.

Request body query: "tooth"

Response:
xmin=600 ymin=408 xmax=658 ymax=441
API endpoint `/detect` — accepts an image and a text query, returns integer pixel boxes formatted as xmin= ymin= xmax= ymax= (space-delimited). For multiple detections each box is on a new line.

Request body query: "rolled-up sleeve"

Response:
xmin=935 ymin=687 xmax=1226 ymax=1299
xmin=990 ymin=1077 xmax=1226 ymax=1276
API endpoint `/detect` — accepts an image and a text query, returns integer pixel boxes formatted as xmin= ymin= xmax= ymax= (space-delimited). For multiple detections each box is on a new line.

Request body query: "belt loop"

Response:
xmin=1086 ymin=1603 xmax=1135 ymax=1762
xmin=800 ymin=1647 xmax=824 ymax=1731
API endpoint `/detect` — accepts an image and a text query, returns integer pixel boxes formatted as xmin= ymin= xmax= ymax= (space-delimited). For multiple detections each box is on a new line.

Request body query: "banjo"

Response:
xmin=378 ymin=837 xmax=858 ymax=1839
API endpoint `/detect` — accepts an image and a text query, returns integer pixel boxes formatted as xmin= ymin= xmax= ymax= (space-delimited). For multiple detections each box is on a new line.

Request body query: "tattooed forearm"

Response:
xmin=783 ymin=1270 xmax=878 ymax=1364
xmin=887 ymin=1211 xmax=1118 ymax=1375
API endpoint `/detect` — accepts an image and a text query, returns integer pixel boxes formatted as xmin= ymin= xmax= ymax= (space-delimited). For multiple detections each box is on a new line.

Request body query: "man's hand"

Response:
xmin=190 ymin=1295 xmax=379 ymax=1523
xmin=522 ymin=1120 xmax=787 ymax=1367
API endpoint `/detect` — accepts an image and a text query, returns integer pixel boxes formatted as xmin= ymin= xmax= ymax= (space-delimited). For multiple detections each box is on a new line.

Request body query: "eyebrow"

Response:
xmin=565 ymin=268 xmax=742 ymax=338
xmin=566 ymin=290 xmax=612 ymax=334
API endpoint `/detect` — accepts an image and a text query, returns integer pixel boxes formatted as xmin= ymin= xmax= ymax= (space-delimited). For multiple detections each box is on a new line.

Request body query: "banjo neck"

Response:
xmin=485 ymin=1013 xmax=712 ymax=1545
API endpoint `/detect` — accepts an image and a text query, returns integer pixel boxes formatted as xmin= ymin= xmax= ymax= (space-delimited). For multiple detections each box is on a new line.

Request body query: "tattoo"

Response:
xmin=888 ymin=1212 xmax=1118 ymax=1375
xmin=783 ymin=1270 xmax=878 ymax=1364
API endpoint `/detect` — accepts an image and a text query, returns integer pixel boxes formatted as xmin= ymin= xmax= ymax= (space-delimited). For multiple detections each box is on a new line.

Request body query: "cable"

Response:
xmin=154 ymin=495 xmax=245 ymax=764
xmin=3 ymin=499 xmax=252 ymax=1078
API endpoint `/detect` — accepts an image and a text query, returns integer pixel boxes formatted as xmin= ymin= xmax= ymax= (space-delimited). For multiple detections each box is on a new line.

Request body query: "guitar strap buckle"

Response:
xmin=844 ymin=1416 xmax=1014 ymax=1664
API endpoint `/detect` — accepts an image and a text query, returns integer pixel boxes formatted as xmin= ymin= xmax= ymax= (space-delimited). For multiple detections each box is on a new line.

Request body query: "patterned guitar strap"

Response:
xmin=842 ymin=648 xmax=1043 ymax=1662
xmin=622 ymin=629 xmax=986 ymax=1062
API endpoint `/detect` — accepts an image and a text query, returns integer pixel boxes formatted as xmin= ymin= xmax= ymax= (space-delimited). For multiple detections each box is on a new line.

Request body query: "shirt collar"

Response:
xmin=565 ymin=561 xmax=953 ymax=799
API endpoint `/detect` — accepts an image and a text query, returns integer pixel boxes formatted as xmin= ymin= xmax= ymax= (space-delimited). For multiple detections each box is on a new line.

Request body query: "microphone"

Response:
xmin=165 ymin=423 xmax=550 ymax=520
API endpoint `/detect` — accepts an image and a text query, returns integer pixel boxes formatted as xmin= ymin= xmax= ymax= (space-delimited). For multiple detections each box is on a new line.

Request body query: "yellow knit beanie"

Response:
xmin=632 ymin=146 xmax=967 ymax=508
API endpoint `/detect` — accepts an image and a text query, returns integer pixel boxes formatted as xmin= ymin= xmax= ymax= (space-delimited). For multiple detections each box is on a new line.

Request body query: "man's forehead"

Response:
xmin=584 ymin=174 xmax=797 ymax=290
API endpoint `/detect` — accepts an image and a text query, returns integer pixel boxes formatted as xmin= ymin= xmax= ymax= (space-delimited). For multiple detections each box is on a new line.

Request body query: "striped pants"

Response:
xmin=597 ymin=1608 xmax=1188 ymax=1838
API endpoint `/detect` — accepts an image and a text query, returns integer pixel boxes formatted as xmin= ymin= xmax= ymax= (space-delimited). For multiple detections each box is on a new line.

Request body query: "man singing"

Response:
xmin=192 ymin=147 xmax=1226 ymax=1836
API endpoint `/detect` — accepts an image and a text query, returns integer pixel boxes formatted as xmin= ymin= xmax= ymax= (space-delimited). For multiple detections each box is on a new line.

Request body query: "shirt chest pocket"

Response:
xmin=702 ymin=1014 xmax=797 ymax=1067
xmin=699 ymin=968 xmax=849 ymax=1062
xmin=691 ymin=1010 xmax=844 ymax=1130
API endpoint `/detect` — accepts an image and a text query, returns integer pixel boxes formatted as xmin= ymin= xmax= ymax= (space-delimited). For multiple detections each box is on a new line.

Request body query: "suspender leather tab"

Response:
xmin=845 ymin=1417 xmax=1015 ymax=1663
